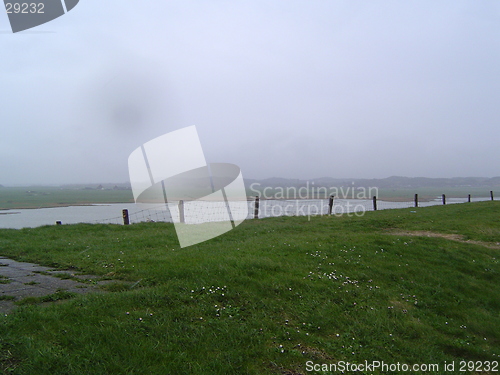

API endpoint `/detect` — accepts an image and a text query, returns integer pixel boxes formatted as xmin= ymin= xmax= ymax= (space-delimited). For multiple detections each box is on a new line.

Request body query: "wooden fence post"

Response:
xmin=328 ymin=195 xmax=334 ymax=215
xmin=254 ymin=196 xmax=260 ymax=219
xmin=442 ymin=194 xmax=446 ymax=205
xmin=122 ymin=209 xmax=129 ymax=225
xmin=373 ymin=196 xmax=377 ymax=211
xmin=178 ymin=200 xmax=185 ymax=223
xmin=468 ymin=194 xmax=471 ymax=203
xmin=491 ymin=191 xmax=494 ymax=201
xmin=414 ymin=194 xmax=418 ymax=208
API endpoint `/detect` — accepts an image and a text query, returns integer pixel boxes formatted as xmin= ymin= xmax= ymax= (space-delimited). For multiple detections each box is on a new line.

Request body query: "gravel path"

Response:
xmin=0 ymin=256 xmax=111 ymax=315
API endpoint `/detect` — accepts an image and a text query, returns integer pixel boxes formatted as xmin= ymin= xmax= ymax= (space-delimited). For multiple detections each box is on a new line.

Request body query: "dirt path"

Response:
xmin=386 ymin=230 xmax=500 ymax=249
xmin=0 ymin=256 xmax=112 ymax=315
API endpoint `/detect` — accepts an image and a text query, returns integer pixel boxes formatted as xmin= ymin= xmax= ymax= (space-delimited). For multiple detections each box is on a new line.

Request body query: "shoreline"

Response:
xmin=0 ymin=202 xmax=126 ymax=211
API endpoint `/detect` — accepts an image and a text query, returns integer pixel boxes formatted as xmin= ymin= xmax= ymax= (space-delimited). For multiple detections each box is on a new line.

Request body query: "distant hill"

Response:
xmin=244 ymin=176 xmax=500 ymax=189
xmin=5 ymin=177 xmax=498 ymax=191
xmin=61 ymin=183 xmax=132 ymax=190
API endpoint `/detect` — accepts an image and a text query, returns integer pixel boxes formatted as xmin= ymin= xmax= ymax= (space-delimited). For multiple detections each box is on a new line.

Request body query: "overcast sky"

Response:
xmin=1 ymin=1 xmax=499 ymax=185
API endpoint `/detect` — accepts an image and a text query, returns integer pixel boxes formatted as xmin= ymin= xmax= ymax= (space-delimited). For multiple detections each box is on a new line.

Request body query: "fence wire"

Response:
xmin=90 ymin=195 xmax=497 ymax=225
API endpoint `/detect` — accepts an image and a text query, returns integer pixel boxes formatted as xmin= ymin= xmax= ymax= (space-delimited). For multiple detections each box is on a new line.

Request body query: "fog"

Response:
xmin=1 ymin=0 xmax=499 ymax=185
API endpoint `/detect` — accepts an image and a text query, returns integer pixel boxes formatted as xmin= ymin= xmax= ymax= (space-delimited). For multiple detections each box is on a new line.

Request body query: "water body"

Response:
xmin=0 ymin=204 xmax=132 ymax=229
xmin=0 ymin=197 xmax=493 ymax=230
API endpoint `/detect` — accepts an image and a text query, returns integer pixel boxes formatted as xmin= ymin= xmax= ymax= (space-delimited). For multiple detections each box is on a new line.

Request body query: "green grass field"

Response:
xmin=0 ymin=201 xmax=499 ymax=374
xmin=1 ymin=185 xmax=497 ymax=210
xmin=0 ymin=186 xmax=134 ymax=210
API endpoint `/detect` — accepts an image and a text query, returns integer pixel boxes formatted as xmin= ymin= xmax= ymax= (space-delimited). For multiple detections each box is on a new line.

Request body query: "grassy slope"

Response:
xmin=0 ymin=202 xmax=499 ymax=374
